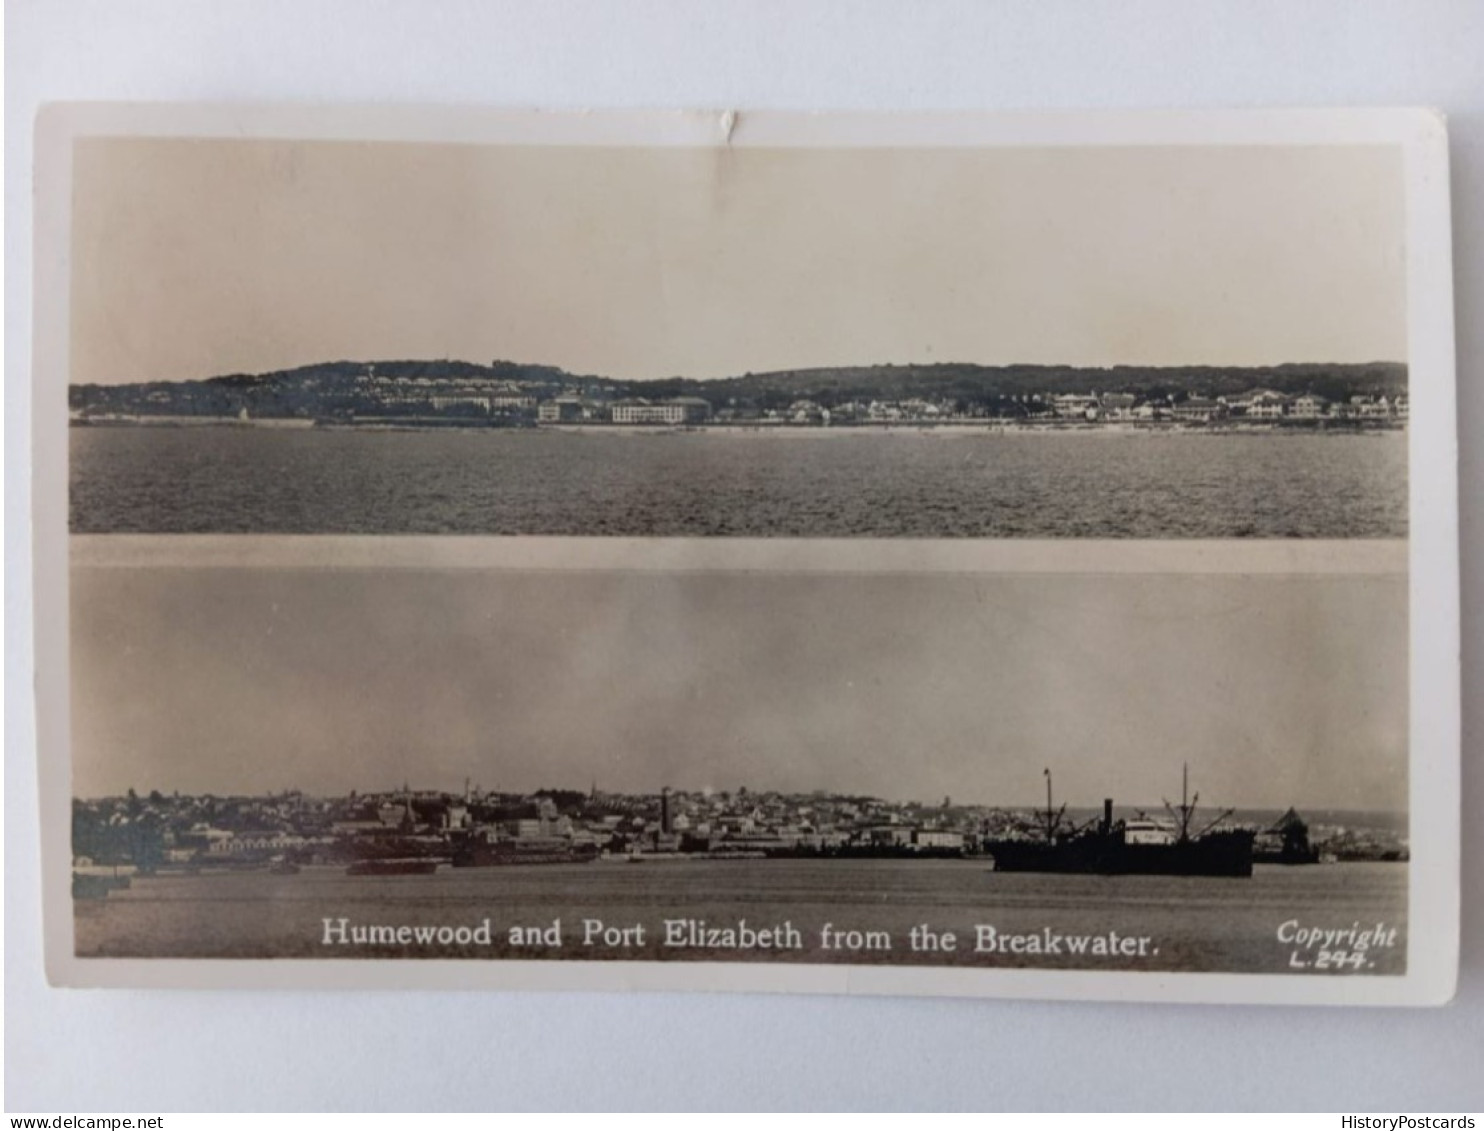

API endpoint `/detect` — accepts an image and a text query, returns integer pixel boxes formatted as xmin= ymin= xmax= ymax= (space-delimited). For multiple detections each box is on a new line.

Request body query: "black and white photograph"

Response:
xmin=67 ymin=135 xmax=1412 ymax=541
xmin=33 ymin=107 xmax=1458 ymax=1005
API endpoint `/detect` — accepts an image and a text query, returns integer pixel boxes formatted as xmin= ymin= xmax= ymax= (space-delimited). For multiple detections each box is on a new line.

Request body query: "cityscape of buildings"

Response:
xmin=72 ymin=783 xmax=1410 ymax=874
xmin=542 ymin=386 xmax=1409 ymax=427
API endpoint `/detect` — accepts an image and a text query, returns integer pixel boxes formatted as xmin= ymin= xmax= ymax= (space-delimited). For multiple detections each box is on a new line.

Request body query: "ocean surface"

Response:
xmin=69 ymin=427 xmax=1409 ymax=538
xmin=74 ymin=858 xmax=1408 ymax=973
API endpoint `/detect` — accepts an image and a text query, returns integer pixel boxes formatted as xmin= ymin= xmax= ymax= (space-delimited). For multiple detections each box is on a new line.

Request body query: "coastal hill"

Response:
xmin=637 ymin=361 xmax=1406 ymax=408
xmin=70 ymin=359 xmax=1407 ymax=419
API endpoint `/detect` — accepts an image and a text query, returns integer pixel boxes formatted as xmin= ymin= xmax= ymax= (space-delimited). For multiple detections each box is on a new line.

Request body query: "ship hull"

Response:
xmin=345 ymin=859 xmax=439 ymax=876
xmin=1253 ymin=847 xmax=1321 ymax=866
xmin=987 ymin=832 xmax=1254 ymax=877
xmin=452 ymin=845 xmax=595 ymax=868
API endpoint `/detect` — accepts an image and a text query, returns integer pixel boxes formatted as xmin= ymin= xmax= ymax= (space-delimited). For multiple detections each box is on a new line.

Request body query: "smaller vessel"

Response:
xmin=452 ymin=838 xmax=594 ymax=868
xmin=72 ymin=873 xmax=131 ymax=899
xmin=346 ymin=859 xmax=438 ymax=876
xmin=267 ymin=858 xmax=301 ymax=875
xmin=624 ymin=850 xmax=694 ymax=863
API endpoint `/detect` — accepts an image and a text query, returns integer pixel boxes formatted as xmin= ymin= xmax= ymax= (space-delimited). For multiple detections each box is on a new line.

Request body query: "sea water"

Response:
xmin=74 ymin=858 xmax=1408 ymax=973
xmin=70 ymin=427 xmax=1408 ymax=539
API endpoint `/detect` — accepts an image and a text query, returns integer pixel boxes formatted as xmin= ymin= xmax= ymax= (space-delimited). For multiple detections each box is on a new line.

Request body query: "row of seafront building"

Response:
xmin=1043 ymin=389 xmax=1407 ymax=423
xmin=351 ymin=373 xmax=1409 ymax=426
xmin=72 ymin=784 xmax=1409 ymax=871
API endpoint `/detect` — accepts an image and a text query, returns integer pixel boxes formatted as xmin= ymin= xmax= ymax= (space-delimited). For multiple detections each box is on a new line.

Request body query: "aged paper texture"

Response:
xmin=34 ymin=106 xmax=1460 ymax=1003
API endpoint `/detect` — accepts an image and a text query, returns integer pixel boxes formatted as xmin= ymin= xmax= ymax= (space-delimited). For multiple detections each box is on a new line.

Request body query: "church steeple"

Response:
xmin=400 ymin=782 xmax=415 ymax=831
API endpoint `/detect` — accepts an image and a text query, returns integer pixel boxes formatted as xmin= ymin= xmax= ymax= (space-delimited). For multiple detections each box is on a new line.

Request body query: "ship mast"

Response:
xmin=1041 ymin=768 xmax=1066 ymax=844
xmin=1162 ymin=762 xmax=1197 ymax=842
xmin=1183 ymin=762 xmax=1191 ymax=841
xmin=1160 ymin=762 xmax=1235 ymax=842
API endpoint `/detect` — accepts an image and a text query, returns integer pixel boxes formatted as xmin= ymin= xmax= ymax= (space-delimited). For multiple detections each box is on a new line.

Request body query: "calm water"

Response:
xmin=70 ymin=427 xmax=1408 ymax=538
xmin=74 ymin=859 xmax=1407 ymax=973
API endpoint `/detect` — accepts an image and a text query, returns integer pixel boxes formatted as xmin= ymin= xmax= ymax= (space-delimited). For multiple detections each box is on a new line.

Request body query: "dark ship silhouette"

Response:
xmin=451 ymin=839 xmax=595 ymax=867
xmin=985 ymin=766 xmax=1255 ymax=878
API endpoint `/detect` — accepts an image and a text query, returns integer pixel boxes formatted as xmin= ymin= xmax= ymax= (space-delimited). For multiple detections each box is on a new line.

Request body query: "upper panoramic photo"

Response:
xmin=67 ymin=136 xmax=1408 ymax=538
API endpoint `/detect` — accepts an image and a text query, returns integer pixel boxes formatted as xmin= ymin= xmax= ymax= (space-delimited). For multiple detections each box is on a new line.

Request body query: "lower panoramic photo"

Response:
xmin=66 ymin=541 xmax=1409 ymax=978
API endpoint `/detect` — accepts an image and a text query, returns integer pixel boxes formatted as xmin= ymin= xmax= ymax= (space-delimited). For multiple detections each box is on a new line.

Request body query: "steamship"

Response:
xmin=984 ymin=766 xmax=1255 ymax=878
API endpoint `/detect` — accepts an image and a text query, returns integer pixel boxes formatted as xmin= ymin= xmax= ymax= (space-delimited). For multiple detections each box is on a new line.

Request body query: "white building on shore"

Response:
xmin=610 ymin=397 xmax=712 ymax=424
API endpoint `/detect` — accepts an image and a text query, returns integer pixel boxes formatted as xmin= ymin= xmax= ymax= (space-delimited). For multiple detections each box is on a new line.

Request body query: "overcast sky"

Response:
xmin=71 ymin=566 xmax=1407 ymax=812
xmin=70 ymin=138 xmax=1406 ymax=385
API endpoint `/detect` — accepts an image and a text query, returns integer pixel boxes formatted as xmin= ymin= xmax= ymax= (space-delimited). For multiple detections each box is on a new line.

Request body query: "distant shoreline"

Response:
xmin=69 ymin=416 xmax=1408 ymax=437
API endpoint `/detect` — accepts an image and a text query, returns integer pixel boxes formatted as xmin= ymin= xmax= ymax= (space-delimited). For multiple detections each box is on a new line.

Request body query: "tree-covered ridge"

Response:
xmin=70 ymin=358 xmax=1407 ymax=419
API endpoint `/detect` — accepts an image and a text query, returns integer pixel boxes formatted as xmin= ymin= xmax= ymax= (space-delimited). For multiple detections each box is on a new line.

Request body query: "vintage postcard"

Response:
xmin=33 ymin=106 xmax=1459 ymax=1003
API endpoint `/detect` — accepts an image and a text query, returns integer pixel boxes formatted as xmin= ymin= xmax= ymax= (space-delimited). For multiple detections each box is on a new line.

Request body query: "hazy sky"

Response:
xmin=71 ymin=566 xmax=1407 ymax=811
xmin=70 ymin=138 xmax=1406 ymax=384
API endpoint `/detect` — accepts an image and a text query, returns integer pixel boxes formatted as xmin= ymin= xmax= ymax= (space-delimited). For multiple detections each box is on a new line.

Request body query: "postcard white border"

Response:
xmin=33 ymin=105 xmax=1459 ymax=1005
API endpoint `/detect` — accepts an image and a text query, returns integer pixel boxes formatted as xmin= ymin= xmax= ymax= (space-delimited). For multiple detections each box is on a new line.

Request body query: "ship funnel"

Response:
xmin=1103 ymin=798 xmax=1114 ymax=835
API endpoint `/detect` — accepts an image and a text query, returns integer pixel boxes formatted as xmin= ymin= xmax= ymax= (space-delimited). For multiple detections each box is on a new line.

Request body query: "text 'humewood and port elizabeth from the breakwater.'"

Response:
xmin=316 ymin=915 xmax=1166 ymax=960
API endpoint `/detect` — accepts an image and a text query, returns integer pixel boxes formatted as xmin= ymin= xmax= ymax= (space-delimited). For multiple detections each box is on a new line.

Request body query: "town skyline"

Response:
xmin=69 ymin=355 xmax=1410 ymax=430
xmin=70 ymin=779 xmax=1411 ymax=881
xmin=70 ymin=778 xmax=1409 ymax=818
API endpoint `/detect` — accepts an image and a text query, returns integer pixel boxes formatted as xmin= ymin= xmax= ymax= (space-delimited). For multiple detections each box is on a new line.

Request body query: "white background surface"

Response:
xmin=6 ymin=0 xmax=1482 ymax=1111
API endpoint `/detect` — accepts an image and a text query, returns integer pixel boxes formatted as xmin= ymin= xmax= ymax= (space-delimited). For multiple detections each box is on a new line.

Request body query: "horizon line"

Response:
xmin=69 ymin=356 xmax=1411 ymax=389
xmin=70 ymin=785 xmax=1408 ymax=817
